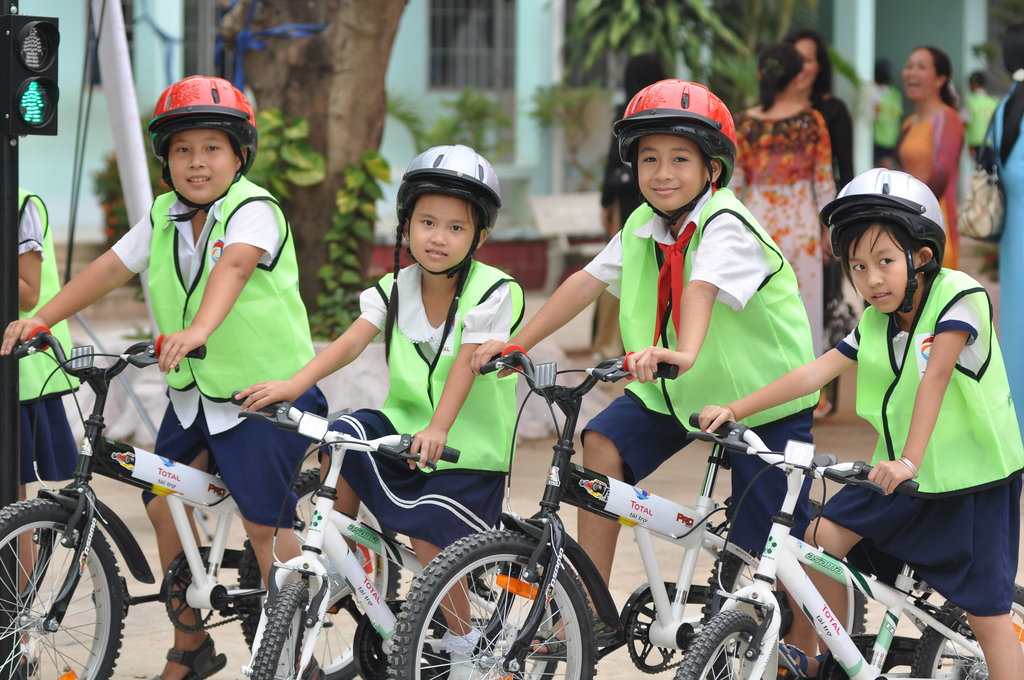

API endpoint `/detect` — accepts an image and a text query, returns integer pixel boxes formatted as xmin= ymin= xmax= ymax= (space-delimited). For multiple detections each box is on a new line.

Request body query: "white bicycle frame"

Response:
xmin=242 ymin=409 xmax=421 ymax=679
xmin=715 ymin=438 xmax=984 ymax=680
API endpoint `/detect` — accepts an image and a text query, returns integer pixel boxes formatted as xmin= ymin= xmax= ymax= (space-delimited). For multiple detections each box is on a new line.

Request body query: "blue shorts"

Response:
xmin=144 ymin=387 xmax=327 ymax=527
xmin=329 ymin=410 xmax=505 ymax=548
xmin=583 ymin=394 xmax=813 ymax=553
xmin=20 ymin=396 xmax=78 ymax=484
xmin=822 ymin=474 xmax=1022 ymax=616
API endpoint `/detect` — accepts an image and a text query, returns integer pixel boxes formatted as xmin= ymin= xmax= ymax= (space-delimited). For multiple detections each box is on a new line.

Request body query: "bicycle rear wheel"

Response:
xmin=387 ymin=529 xmax=596 ymax=680
xmin=0 ymin=498 xmax=125 ymax=680
xmin=911 ymin=584 xmax=1024 ymax=678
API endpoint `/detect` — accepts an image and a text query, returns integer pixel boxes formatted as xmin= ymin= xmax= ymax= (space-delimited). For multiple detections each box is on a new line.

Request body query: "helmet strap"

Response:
xmin=646 ymin=181 xmax=710 ymax=229
xmin=410 ymin=228 xmax=482 ymax=279
xmin=899 ymin=249 xmax=938 ymax=313
xmin=165 ymin=163 xmax=242 ymax=223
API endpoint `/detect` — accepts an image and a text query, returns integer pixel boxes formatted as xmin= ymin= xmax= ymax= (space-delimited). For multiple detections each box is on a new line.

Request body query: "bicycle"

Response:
xmin=0 ymin=329 xmax=391 ymax=680
xmin=674 ymin=419 xmax=1024 ymax=680
xmin=235 ymin=397 xmax=460 ymax=680
xmin=384 ymin=351 xmax=863 ymax=680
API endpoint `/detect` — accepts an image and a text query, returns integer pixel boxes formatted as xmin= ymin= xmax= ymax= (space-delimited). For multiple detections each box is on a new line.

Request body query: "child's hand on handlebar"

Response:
xmin=470 ymin=339 xmax=509 ymax=375
xmin=157 ymin=328 xmax=209 ymax=374
xmin=410 ymin=425 xmax=450 ymax=470
xmin=626 ymin=346 xmax=694 ymax=383
xmin=236 ymin=379 xmax=303 ymax=412
xmin=1 ymin=317 xmax=45 ymax=356
xmin=699 ymin=405 xmax=736 ymax=433
xmin=867 ymin=458 xmax=916 ymax=495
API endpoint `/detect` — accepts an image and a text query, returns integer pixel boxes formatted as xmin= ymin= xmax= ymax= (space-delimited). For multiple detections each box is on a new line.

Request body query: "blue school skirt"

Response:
xmin=583 ymin=394 xmax=813 ymax=554
xmin=328 ymin=409 xmax=505 ymax=549
xmin=20 ymin=395 xmax=78 ymax=484
xmin=821 ymin=474 xmax=1022 ymax=616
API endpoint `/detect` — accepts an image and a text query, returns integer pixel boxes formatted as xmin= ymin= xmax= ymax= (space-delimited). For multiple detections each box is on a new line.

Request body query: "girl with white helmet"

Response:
xmin=238 ymin=145 xmax=523 ymax=679
xmin=701 ymin=168 xmax=1024 ymax=678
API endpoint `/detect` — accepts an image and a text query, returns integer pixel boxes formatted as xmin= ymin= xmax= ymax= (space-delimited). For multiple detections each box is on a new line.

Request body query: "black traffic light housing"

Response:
xmin=1 ymin=14 xmax=59 ymax=135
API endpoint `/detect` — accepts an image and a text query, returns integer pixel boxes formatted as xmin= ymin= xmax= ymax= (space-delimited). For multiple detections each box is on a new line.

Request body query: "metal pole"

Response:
xmin=1 ymin=2 xmax=20 ymax=511
xmin=0 ymin=12 xmax=20 ymax=680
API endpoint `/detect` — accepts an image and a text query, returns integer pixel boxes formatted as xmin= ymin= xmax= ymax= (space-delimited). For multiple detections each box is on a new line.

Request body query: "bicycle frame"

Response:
xmin=717 ymin=449 xmax=983 ymax=680
xmin=243 ymin=416 xmax=421 ymax=679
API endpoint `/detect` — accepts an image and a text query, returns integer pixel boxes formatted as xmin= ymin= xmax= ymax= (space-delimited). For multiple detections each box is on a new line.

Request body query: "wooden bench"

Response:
xmin=529 ymin=191 xmax=606 ymax=292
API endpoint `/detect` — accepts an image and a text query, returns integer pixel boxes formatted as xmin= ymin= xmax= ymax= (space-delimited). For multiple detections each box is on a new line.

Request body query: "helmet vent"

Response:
xmin=681 ymin=92 xmax=689 ymax=109
xmin=476 ymin=163 xmax=485 ymax=180
xmin=432 ymin=155 xmax=445 ymax=168
xmin=882 ymin=181 xmax=890 ymax=195
xmin=211 ymin=87 xmax=220 ymax=104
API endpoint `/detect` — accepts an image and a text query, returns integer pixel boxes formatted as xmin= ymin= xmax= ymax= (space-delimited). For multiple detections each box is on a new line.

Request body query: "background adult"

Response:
xmin=873 ymin=58 xmax=903 ymax=168
xmin=785 ymin=28 xmax=856 ymax=418
xmin=733 ymin=42 xmax=836 ymax=361
xmin=593 ymin=53 xmax=666 ymax=358
xmin=993 ymin=21 xmax=1024 ymax=433
xmin=896 ymin=45 xmax=964 ymax=269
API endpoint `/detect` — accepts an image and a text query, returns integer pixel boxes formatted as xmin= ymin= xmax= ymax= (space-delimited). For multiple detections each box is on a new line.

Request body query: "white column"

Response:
xmin=831 ymin=0 xmax=876 ymax=176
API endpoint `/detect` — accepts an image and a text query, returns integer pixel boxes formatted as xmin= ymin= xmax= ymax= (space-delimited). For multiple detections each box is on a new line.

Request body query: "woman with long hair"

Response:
xmin=732 ymin=42 xmax=837 ymax=359
xmin=896 ymin=45 xmax=964 ymax=269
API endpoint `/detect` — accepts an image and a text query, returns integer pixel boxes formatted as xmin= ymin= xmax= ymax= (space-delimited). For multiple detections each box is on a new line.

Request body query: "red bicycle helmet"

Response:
xmin=613 ymin=79 xmax=736 ymax=187
xmin=149 ymin=76 xmax=258 ymax=175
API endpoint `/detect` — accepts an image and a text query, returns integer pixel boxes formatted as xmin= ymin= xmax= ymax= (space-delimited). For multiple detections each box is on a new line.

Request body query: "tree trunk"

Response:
xmin=221 ymin=0 xmax=406 ymax=311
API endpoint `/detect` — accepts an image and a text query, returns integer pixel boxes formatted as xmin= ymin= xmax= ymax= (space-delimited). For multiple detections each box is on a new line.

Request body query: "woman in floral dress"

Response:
xmin=733 ymin=43 xmax=837 ymax=356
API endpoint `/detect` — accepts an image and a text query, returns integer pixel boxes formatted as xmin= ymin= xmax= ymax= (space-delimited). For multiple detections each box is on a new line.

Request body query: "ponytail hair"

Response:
xmin=916 ymin=46 xmax=957 ymax=108
xmin=1001 ymin=22 xmax=1024 ymax=164
xmin=757 ymin=43 xmax=803 ymax=111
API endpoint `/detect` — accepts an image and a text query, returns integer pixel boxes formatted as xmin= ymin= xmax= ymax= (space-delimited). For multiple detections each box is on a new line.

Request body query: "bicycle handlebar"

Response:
xmin=231 ymin=393 xmax=460 ymax=469
xmin=685 ymin=412 xmax=919 ymax=496
xmin=13 ymin=328 xmax=205 ymax=378
xmin=480 ymin=349 xmax=678 ymax=394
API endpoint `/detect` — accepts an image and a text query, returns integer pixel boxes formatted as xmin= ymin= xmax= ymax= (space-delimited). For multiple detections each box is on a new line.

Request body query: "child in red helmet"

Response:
xmin=471 ymin=79 xmax=817 ymax=620
xmin=2 ymin=75 xmax=326 ymax=680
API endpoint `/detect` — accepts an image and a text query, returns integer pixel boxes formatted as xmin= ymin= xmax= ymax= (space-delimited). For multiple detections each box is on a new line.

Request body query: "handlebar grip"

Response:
xmin=653 ymin=362 xmax=679 ymax=379
xmin=440 ymin=445 xmax=460 ymax=463
xmin=479 ymin=354 xmax=502 ymax=375
xmin=480 ymin=348 xmax=526 ymax=375
xmin=153 ymin=335 xmax=207 ymax=360
xmin=186 ymin=345 xmax=207 ymax=360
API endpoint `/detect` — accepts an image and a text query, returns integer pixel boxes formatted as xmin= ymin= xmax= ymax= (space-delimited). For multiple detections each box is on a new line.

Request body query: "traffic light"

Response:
xmin=1 ymin=15 xmax=59 ymax=136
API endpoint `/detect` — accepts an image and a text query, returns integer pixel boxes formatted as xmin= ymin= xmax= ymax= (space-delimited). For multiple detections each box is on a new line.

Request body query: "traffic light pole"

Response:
xmin=1 ymin=1 xmax=19 ymax=510
xmin=2 ymin=3 xmax=21 ymax=677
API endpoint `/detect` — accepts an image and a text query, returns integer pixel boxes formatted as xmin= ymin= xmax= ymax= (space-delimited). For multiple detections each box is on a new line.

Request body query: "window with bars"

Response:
xmin=429 ymin=0 xmax=516 ymax=91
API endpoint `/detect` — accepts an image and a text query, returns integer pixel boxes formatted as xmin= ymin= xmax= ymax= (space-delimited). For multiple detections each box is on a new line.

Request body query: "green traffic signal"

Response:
xmin=16 ymin=78 xmax=57 ymax=128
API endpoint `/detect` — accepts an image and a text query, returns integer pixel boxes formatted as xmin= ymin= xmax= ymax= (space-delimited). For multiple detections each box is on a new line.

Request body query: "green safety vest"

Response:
xmin=619 ymin=190 xmax=817 ymax=428
xmin=965 ymin=92 xmax=1000 ymax=148
xmin=874 ymin=85 xmax=903 ymax=148
xmin=378 ymin=260 xmax=524 ymax=474
xmin=855 ymin=269 xmax=1024 ymax=496
xmin=147 ymin=178 xmax=314 ymax=399
xmin=18 ymin=190 xmax=78 ymax=401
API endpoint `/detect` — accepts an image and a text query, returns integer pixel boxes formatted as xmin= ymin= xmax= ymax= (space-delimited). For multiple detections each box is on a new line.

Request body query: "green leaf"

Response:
xmin=283 ymin=117 xmax=310 ymax=140
xmin=284 ymin=165 xmax=326 ymax=187
xmin=280 ymin=142 xmax=323 ymax=171
xmin=257 ymin=109 xmax=284 ymax=133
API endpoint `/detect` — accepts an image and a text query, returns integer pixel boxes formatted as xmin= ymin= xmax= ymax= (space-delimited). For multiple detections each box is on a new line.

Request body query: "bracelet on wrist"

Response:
xmin=898 ymin=456 xmax=919 ymax=478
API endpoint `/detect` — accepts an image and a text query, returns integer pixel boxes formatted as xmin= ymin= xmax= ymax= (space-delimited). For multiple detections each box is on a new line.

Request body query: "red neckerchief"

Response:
xmin=653 ymin=220 xmax=697 ymax=346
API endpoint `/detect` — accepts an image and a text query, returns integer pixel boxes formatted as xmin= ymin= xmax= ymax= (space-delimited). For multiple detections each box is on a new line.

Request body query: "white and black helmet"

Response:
xmin=820 ymin=168 xmax=946 ymax=264
xmin=397 ymin=144 xmax=502 ymax=230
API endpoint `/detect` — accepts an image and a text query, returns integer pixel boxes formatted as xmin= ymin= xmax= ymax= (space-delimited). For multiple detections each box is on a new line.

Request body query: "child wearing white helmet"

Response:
xmin=701 ymin=168 xmax=1024 ymax=678
xmin=238 ymin=144 xmax=523 ymax=680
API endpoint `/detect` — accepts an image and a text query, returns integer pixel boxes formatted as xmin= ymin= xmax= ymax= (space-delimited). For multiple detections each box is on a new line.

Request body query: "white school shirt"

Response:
xmin=583 ymin=190 xmax=772 ymax=310
xmin=18 ymin=199 xmax=44 ymax=256
xmin=836 ymin=299 xmax=983 ymax=372
xmin=358 ymin=265 xmax=514 ymax=362
xmin=112 ymin=196 xmax=282 ymax=434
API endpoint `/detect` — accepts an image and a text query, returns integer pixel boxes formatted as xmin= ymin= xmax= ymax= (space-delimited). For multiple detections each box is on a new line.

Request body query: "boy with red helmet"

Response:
xmin=472 ymin=79 xmax=817 ymax=623
xmin=2 ymin=75 xmax=325 ymax=680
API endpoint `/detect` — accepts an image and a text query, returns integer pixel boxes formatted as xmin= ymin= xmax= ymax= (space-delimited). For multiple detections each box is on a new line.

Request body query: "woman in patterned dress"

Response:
xmin=733 ymin=43 xmax=837 ymax=356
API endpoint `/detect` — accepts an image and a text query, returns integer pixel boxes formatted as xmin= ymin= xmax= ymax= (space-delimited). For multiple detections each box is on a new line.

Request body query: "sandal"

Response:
xmin=591 ymin=612 xmax=619 ymax=646
xmin=153 ymin=634 xmax=227 ymax=680
xmin=530 ymin=636 xmax=567 ymax=657
xmin=777 ymin=643 xmax=821 ymax=679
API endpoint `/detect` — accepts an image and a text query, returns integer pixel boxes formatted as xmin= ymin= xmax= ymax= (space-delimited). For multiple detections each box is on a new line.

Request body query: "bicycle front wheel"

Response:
xmin=249 ymin=579 xmax=310 ymax=680
xmin=388 ymin=530 xmax=596 ymax=680
xmin=0 ymin=498 xmax=125 ymax=680
xmin=674 ymin=609 xmax=759 ymax=680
